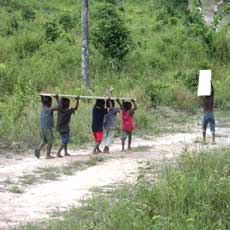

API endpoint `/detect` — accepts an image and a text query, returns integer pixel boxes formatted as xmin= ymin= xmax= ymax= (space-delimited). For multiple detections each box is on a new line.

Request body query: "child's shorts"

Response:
xmin=121 ymin=130 xmax=132 ymax=139
xmin=202 ymin=112 xmax=215 ymax=134
xmin=60 ymin=132 xmax=70 ymax=145
xmin=40 ymin=129 xmax=54 ymax=145
xmin=93 ymin=131 xmax=103 ymax=142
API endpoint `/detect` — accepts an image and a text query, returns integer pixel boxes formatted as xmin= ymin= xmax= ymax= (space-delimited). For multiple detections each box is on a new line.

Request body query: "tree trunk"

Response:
xmin=81 ymin=0 xmax=92 ymax=93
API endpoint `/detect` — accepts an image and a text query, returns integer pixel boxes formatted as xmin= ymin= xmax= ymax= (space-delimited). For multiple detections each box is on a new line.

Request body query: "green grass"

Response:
xmin=2 ymin=0 xmax=230 ymax=147
xmin=8 ymin=185 xmax=24 ymax=194
xmin=18 ymin=148 xmax=230 ymax=230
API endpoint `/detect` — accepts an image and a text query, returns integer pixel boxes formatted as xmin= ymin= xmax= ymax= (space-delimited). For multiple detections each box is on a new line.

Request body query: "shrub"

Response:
xmin=59 ymin=14 xmax=76 ymax=32
xmin=21 ymin=8 xmax=36 ymax=21
xmin=45 ymin=21 xmax=60 ymax=42
xmin=91 ymin=3 xmax=132 ymax=66
xmin=15 ymin=34 xmax=42 ymax=58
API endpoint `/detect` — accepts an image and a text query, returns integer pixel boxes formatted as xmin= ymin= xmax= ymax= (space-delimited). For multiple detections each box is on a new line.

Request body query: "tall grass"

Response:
xmin=19 ymin=148 xmax=230 ymax=230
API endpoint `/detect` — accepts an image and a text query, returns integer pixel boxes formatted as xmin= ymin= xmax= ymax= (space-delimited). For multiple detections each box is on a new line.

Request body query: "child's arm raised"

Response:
xmin=131 ymin=99 xmax=137 ymax=111
xmin=107 ymin=98 xmax=113 ymax=109
xmin=116 ymin=98 xmax=123 ymax=109
xmin=52 ymin=94 xmax=61 ymax=111
xmin=74 ymin=96 xmax=80 ymax=111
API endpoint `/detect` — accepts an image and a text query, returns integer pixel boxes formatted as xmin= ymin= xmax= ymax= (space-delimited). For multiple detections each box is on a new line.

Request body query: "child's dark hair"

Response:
xmin=42 ymin=96 xmax=52 ymax=106
xmin=95 ymin=99 xmax=105 ymax=108
xmin=123 ymin=101 xmax=132 ymax=110
xmin=62 ymin=97 xmax=70 ymax=109
xmin=106 ymin=99 xmax=115 ymax=108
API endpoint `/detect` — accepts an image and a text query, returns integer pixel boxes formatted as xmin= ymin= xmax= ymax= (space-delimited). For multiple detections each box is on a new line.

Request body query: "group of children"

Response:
xmin=35 ymin=95 xmax=137 ymax=159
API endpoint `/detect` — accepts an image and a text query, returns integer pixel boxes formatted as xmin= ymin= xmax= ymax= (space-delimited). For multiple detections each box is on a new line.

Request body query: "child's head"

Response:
xmin=106 ymin=99 xmax=115 ymax=108
xmin=95 ymin=99 xmax=105 ymax=108
xmin=62 ymin=97 xmax=70 ymax=109
xmin=42 ymin=96 xmax=52 ymax=107
xmin=123 ymin=101 xmax=132 ymax=111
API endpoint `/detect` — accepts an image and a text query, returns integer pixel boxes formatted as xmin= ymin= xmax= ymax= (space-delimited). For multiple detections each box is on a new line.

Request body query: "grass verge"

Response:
xmin=18 ymin=147 xmax=230 ymax=230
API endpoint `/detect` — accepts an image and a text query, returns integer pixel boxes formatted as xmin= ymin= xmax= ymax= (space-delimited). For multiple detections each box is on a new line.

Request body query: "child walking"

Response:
xmin=103 ymin=99 xmax=120 ymax=153
xmin=202 ymin=82 xmax=215 ymax=144
xmin=35 ymin=96 xmax=56 ymax=159
xmin=56 ymin=95 xmax=79 ymax=158
xmin=118 ymin=99 xmax=137 ymax=151
xmin=92 ymin=99 xmax=107 ymax=154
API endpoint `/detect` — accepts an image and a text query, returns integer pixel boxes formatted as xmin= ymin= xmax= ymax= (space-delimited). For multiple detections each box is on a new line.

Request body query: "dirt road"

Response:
xmin=0 ymin=125 xmax=230 ymax=229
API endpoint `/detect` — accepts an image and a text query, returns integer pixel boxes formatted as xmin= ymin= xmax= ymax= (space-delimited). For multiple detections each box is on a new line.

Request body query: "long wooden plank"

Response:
xmin=39 ymin=93 xmax=136 ymax=101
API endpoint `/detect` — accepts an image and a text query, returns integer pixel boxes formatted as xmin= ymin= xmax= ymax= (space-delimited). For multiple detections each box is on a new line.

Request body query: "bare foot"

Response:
xmin=46 ymin=155 xmax=55 ymax=159
xmin=92 ymin=150 xmax=98 ymax=154
xmin=34 ymin=149 xmax=40 ymax=159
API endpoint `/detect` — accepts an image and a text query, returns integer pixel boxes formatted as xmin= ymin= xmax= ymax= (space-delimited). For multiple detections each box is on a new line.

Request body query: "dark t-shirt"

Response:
xmin=56 ymin=108 xmax=75 ymax=133
xmin=92 ymin=106 xmax=107 ymax=132
xmin=203 ymin=85 xmax=214 ymax=112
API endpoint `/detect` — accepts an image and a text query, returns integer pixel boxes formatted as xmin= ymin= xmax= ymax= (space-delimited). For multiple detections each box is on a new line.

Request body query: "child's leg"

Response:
xmin=46 ymin=144 xmax=54 ymax=159
xmin=35 ymin=143 xmax=45 ymax=158
xmin=202 ymin=131 xmax=206 ymax=143
xmin=64 ymin=144 xmax=70 ymax=156
xmin=104 ymin=129 xmax=115 ymax=153
xmin=107 ymin=130 xmax=115 ymax=147
xmin=103 ymin=129 xmax=109 ymax=153
xmin=57 ymin=144 xmax=64 ymax=157
xmin=46 ymin=129 xmax=54 ymax=158
xmin=202 ymin=114 xmax=208 ymax=143
xmin=121 ymin=130 xmax=127 ymax=151
xmin=121 ymin=138 xmax=126 ymax=151
xmin=210 ymin=113 xmax=216 ymax=144
xmin=93 ymin=131 xmax=103 ymax=153
xmin=96 ymin=141 xmax=102 ymax=152
xmin=35 ymin=129 xmax=46 ymax=158
xmin=93 ymin=141 xmax=101 ymax=154
xmin=128 ymin=132 xmax=132 ymax=149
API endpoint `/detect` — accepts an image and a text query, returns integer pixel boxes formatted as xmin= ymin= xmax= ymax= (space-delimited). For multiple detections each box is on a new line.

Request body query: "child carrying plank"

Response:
xmin=35 ymin=96 xmax=56 ymax=159
xmin=117 ymin=99 xmax=137 ymax=151
xmin=55 ymin=95 xmax=79 ymax=157
xmin=103 ymin=99 xmax=120 ymax=153
xmin=92 ymin=99 xmax=108 ymax=154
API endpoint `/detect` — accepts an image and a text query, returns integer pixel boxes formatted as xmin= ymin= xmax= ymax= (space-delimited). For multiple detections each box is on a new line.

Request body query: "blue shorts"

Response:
xmin=60 ymin=132 xmax=70 ymax=145
xmin=202 ymin=112 xmax=215 ymax=134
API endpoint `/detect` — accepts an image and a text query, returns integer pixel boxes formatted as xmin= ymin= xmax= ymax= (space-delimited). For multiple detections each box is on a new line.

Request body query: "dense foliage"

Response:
xmin=0 ymin=0 xmax=230 ymax=145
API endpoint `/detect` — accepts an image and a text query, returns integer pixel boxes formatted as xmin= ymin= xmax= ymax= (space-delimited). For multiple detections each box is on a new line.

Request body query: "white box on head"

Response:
xmin=198 ymin=70 xmax=211 ymax=96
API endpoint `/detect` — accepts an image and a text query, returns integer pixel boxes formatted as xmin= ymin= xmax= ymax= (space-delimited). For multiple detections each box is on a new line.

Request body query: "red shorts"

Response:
xmin=93 ymin=131 xmax=103 ymax=142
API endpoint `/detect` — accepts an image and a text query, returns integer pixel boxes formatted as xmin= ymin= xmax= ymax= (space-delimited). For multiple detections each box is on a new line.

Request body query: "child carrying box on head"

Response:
xmin=56 ymin=95 xmax=79 ymax=158
xmin=103 ymin=99 xmax=120 ymax=153
xmin=117 ymin=99 xmax=137 ymax=151
xmin=35 ymin=96 xmax=56 ymax=159
xmin=202 ymin=82 xmax=215 ymax=144
xmin=92 ymin=99 xmax=108 ymax=154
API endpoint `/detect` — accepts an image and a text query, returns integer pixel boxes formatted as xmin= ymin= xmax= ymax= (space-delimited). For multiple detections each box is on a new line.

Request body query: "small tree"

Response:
xmin=91 ymin=3 xmax=131 ymax=68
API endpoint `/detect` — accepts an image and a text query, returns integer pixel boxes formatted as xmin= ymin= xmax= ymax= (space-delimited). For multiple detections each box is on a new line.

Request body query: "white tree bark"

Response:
xmin=81 ymin=0 xmax=92 ymax=93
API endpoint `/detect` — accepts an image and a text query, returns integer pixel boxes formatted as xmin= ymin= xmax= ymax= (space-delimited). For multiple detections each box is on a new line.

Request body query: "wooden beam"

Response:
xmin=39 ymin=93 xmax=136 ymax=101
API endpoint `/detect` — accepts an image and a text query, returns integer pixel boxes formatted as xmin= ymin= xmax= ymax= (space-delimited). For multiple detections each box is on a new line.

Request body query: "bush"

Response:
xmin=21 ymin=8 xmax=36 ymax=21
xmin=59 ymin=14 xmax=76 ymax=32
xmin=91 ymin=3 xmax=132 ymax=66
xmin=15 ymin=34 xmax=42 ymax=58
xmin=45 ymin=21 xmax=60 ymax=42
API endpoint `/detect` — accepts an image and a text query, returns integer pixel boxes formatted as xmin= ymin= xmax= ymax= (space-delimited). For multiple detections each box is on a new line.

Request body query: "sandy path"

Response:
xmin=0 ymin=126 xmax=230 ymax=229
